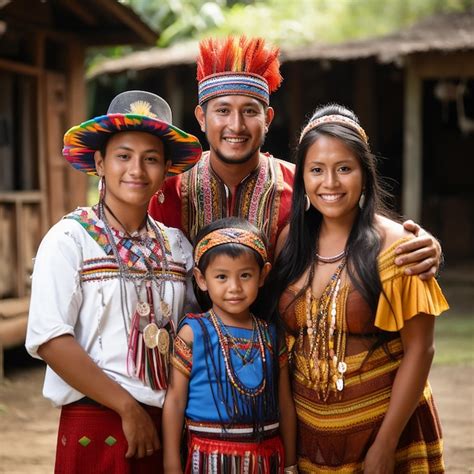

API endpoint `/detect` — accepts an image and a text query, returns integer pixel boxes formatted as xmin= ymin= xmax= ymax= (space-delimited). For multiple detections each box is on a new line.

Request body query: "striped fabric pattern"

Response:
xmin=293 ymin=339 xmax=444 ymax=473
xmin=198 ymin=72 xmax=270 ymax=105
xmin=63 ymin=114 xmax=202 ymax=176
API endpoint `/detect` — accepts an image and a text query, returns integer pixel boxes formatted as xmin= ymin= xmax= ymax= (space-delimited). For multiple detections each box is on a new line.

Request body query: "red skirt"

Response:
xmin=185 ymin=420 xmax=284 ymax=473
xmin=55 ymin=401 xmax=163 ymax=474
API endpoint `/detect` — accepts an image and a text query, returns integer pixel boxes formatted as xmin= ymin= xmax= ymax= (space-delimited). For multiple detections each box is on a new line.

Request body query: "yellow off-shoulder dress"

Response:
xmin=280 ymin=238 xmax=449 ymax=473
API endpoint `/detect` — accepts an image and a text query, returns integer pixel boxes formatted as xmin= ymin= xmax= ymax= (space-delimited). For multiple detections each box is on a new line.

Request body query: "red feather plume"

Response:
xmin=197 ymin=36 xmax=282 ymax=93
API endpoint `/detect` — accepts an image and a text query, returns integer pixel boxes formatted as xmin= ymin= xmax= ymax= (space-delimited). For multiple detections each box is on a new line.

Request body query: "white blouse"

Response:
xmin=26 ymin=207 xmax=196 ymax=408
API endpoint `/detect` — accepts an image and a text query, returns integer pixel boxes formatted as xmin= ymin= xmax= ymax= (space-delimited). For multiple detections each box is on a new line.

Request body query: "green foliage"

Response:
xmin=119 ymin=0 xmax=227 ymax=46
xmin=119 ymin=0 xmax=474 ymax=47
xmin=88 ymin=0 xmax=474 ymax=67
xmin=205 ymin=0 xmax=474 ymax=45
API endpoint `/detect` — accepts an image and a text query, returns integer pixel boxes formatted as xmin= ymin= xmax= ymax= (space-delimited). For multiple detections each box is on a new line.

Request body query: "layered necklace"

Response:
xmin=302 ymin=254 xmax=348 ymax=401
xmin=197 ymin=309 xmax=278 ymax=433
xmin=315 ymin=249 xmax=346 ymax=264
xmin=208 ymin=309 xmax=266 ymax=397
xmin=98 ymin=200 xmax=174 ymax=390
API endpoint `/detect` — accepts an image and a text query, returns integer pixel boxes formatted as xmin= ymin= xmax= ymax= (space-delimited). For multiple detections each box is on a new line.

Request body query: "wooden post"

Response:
xmin=354 ymin=60 xmax=377 ymax=151
xmin=66 ymin=42 xmax=88 ymax=210
xmin=284 ymin=62 xmax=303 ymax=148
xmin=35 ymin=31 xmax=49 ymax=233
xmin=402 ymin=64 xmax=422 ymax=221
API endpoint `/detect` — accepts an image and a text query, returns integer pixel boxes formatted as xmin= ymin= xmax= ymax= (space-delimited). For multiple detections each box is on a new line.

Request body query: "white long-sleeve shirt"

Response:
xmin=26 ymin=206 xmax=195 ymax=408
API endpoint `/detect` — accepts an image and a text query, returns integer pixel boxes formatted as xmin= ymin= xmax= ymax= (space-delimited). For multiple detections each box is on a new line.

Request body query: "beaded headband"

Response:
xmin=194 ymin=228 xmax=268 ymax=266
xmin=299 ymin=114 xmax=369 ymax=144
xmin=198 ymin=72 xmax=270 ymax=106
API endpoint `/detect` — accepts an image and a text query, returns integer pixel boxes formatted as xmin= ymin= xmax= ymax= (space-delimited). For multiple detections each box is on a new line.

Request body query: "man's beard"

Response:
xmin=210 ymin=136 xmax=265 ymax=165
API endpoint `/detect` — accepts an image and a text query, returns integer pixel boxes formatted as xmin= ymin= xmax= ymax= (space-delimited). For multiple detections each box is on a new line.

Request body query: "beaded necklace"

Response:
xmin=301 ymin=257 xmax=348 ymax=400
xmin=218 ymin=317 xmax=257 ymax=365
xmin=208 ymin=309 xmax=266 ymax=397
xmin=196 ymin=310 xmax=278 ymax=435
xmin=98 ymin=200 xmax=174 ymax=390
xmin=315 ymin=249 xmax=346 ymax=264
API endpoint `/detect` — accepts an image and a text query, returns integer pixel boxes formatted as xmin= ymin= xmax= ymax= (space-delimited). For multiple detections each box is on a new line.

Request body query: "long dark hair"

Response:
xmin=267 ymin=103 xmax=393 ymax=331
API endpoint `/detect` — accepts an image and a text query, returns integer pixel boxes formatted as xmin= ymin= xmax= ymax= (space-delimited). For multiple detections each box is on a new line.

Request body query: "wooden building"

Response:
xmin=89 ymin=12 xmax=474 ymax=265
xmin=0 ymin=0 xmax=157 ymax=376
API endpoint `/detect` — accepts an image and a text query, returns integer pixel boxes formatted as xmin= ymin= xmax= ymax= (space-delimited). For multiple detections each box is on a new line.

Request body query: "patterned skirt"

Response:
xmin=185 ymin=419 xmax=284 ymax=473
xmin=292 ymin=339 xmax=444 ymax=473
xmin=55 ymin=400 xmax=163 ymax=474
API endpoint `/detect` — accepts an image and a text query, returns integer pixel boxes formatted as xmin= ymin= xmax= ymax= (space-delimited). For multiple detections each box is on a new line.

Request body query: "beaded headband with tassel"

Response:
xmin=300 ymin=114 xmax=369 ymax=145
xmin=197 ymin=36 xmax=282 ymax=106
xmin=194 ymin=228 xmax=268 ymax=266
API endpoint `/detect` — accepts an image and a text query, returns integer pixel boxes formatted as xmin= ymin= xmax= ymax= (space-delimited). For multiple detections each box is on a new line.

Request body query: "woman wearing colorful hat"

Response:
xmin=26 ymin=91 xmax=202 ymax=473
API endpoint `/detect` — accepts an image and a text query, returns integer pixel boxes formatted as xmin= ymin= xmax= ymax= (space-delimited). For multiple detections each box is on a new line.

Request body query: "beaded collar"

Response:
xmin=65 ymin=206 xmax=172 ymax=270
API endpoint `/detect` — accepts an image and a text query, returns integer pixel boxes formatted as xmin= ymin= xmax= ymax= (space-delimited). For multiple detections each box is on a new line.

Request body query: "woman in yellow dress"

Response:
xmin=269 ymin=104 xmax=449 ymax=473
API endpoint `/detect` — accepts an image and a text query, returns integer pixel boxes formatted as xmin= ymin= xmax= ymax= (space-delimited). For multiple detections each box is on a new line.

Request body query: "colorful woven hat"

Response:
xmin=197 ymin=36 xmax=282 ymax=106
xmin=63 ymin=90 xmax=202 ymax=176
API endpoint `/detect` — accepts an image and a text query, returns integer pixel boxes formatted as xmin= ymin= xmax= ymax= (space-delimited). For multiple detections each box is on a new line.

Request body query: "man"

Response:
xmin=149 ymin=36 xmax=441 ymax=277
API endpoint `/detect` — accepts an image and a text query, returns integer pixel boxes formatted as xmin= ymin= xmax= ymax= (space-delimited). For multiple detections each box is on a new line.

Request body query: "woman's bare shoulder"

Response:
xmin=375 ymin=215 xmax=412 ymax=252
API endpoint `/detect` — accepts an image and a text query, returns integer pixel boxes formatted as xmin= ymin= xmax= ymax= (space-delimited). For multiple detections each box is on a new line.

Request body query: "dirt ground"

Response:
xmin=0 ymin=363 xmax=473 ymax=473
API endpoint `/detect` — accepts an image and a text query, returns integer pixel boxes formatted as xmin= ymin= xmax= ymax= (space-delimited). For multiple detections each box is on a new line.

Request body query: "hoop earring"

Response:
xmin=157 ymin=189 xmax=165 ymax=204
xmin=358 ymin=192 xmax=365 ymax=209
xmin=305 ymin=194 xmax=311 ymax=212
xmin=98 ymin=176 xmax=106 ymax=202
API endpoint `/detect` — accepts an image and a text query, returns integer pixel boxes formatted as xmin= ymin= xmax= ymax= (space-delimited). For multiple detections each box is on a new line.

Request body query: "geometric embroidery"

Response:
xmin=78 ymin=436 xmax=91 ymax=447
xmin=104 ymin=435 xmax=117 ymax=446
xmin=64 ymin=206 xmax=173 ymax=268
xmin=64 ymin=207 xmax=188 ymax=285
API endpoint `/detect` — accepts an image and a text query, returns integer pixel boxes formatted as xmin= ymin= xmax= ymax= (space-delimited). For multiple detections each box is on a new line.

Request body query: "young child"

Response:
xmin=162 ymin=217 xmax=297 ymax=473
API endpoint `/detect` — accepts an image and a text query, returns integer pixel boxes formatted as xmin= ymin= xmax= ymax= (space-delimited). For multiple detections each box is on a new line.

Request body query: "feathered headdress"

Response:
xmin=197 ymin=36 xmax=282 ymax=106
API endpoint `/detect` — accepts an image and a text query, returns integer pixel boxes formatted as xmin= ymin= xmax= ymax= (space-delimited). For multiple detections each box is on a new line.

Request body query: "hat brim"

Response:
xmin=63 ymin=114 xmax=202 ymax=176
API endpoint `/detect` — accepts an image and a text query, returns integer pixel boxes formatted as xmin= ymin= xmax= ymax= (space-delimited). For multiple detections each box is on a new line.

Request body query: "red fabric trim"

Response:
xmin=185 ymin=432 xmax=284 ymax=473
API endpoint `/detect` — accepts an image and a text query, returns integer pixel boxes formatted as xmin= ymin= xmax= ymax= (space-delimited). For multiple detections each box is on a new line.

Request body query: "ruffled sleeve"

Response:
xmin=374 ymin=238 xmax=449 ymax=332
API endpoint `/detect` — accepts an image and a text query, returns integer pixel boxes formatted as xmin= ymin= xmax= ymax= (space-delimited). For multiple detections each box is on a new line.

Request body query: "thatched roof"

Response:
xmin=284 ymin=11 xmax=474 ymax=63
xmin=89 ymin=41 xmax=199 ymax=78
xmin=0 ymin=0 xmax=158 ymax=46
xmin=88 ymin=11 xmax=474 ymax=78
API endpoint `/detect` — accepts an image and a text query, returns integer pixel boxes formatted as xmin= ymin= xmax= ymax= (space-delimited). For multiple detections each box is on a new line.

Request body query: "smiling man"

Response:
xmin=149 ymin=36 xmax=294 ymax=257
xmin=149 ymin=35 xmax=442 ymax=276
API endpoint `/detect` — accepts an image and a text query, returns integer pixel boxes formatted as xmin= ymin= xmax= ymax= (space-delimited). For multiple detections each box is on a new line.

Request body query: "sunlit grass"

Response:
xmin=433 ymin=312 xmax=474 ymax=366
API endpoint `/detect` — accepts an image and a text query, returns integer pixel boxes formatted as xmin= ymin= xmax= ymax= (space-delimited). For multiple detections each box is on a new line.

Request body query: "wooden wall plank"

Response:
xmin=65 ymin=42 xmax=88 ymax=211
xmin=413 ymin=52 xmax=474 ymax=78
xmin=402 ymin=63 xmax=423 ymax=221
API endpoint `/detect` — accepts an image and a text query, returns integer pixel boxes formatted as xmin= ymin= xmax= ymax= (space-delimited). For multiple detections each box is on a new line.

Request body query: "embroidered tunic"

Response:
xmin=26 ymin=206 xmax=195 ymax=408
xmin=279 ymin=238 xmax=449 ymax=473
xmin=148 ymin=151 xmax=295 ymax=256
